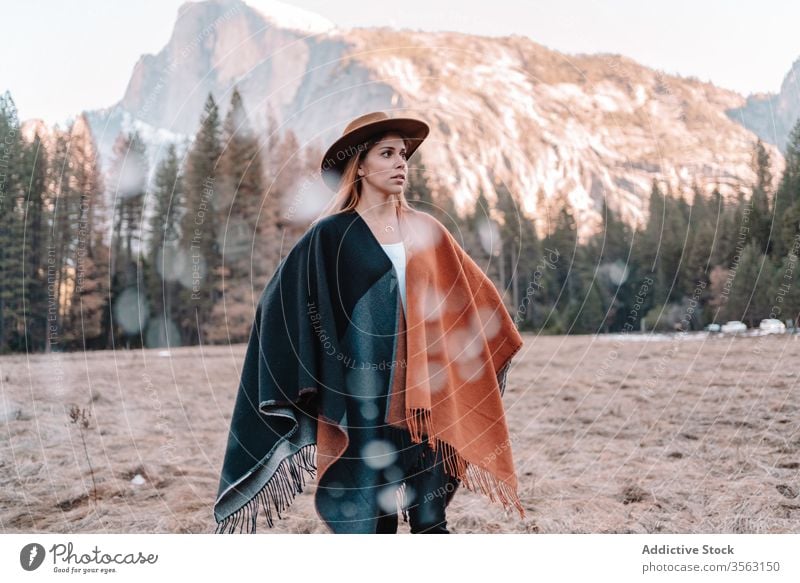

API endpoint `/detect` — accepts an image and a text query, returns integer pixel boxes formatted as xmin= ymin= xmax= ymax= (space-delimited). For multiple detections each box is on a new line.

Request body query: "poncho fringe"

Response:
xmin=404 ymin=344 xmax=524 ymax=518
xmin=213 ymin=442 xmax=317 ymax=534
xmin=213 ymin=357 xmax=521 ymax=533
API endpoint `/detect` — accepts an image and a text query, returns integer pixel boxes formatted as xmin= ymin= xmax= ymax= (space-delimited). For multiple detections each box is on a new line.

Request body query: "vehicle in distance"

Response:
xmin=720 ymin=321 xmax=747 ymax=334
xmin=759 ymin=318 xmax=786 ymax=334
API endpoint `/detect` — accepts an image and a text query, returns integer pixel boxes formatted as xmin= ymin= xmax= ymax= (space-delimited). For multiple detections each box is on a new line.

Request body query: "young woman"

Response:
xmin=214 ymin=111 xmax=525 ymax=534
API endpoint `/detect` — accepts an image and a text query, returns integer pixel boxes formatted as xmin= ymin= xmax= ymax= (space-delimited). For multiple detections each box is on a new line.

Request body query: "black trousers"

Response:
xmin=374 ymin=426 xmax=452 ymax=534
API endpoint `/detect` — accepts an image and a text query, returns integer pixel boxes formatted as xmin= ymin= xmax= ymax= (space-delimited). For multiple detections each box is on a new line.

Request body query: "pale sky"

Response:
xmin=2 ymin=0 xmax=799 ymax=126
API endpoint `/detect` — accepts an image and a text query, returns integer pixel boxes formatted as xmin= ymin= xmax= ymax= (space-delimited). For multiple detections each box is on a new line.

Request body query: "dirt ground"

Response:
xmin=1 ymin=332 xmax=798 ymax=534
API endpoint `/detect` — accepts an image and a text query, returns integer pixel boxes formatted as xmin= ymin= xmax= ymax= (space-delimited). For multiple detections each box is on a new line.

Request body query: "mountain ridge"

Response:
xmin=62 ymin=0 xmax=791 ymax=241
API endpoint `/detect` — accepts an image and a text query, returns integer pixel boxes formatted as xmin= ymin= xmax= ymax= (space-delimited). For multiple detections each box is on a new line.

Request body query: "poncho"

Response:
xmin=213 ymin=205 xmax=525 ymax=533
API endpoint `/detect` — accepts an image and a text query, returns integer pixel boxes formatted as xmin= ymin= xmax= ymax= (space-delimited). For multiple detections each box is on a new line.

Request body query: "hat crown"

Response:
xmin=342 ymin=111 xmax=391 ymax=136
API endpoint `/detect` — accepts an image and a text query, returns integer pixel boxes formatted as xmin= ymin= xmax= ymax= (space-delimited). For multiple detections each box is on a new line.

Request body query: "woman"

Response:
xmin=213 ymin=111 xmax=525 ymax=534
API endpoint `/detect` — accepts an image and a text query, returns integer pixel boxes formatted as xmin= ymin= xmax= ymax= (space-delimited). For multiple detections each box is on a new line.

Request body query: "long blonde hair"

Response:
xmin=311 ymin=131 xmax=415 ymax=226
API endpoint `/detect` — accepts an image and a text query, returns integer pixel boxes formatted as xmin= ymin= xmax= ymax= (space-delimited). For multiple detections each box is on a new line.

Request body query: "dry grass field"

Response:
xmin=2 ymin=332 xmax=798 ymax=534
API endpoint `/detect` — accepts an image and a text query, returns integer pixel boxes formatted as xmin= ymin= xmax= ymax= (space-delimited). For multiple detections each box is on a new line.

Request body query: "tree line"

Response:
xmin=0 ymin=88 xmax=312 ymax=352
xmin=2 ymin=87 xmax=800 ymax=354
xmin=412 ymin=128 xmax=800 ymax=334
xmin=460 ymin=130 xmax=800 ymax=334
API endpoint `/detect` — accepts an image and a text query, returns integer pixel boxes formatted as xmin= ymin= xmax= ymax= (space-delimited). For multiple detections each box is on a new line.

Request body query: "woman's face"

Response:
xmin=357 ymin=133 xmax=408 ymax=196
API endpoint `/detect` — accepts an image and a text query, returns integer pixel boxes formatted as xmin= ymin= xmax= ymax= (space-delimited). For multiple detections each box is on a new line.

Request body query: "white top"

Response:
xmin=380 ymin=241 xmax=407 ymax=316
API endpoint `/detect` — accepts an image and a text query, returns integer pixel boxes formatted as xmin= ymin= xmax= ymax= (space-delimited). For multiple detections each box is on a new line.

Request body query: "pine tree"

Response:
xmin=721 ymin=189 xmax=749 ymax=268
xmin=44 ymin=126 xmax=70 ymax=351
xmin=20 ymin=129 xmax=49 ymax=351
xmin=464 ymin=188 xmax=497 ymax=265
xmin=683 ymin=182 xmax=715 ymax=287
xmin=661 ymin=187 xmax=689 ymax=302
xmin=708 ymin=186 xmax=728 ymax=268
xmin=630 ymin=180 xmax=664 ymax=319
xmin=542 ymin=191 xmax=580 ymax=331
xmin=144 ymin=142 xmax=183 ymax=347
xmin=637 ymin=179 xmax=665 ymax=271
xmin=608 ymin=194 xmax=632 ymax=259
xmin=749 ymin=139 xmax=774 ymax=255
xmin=769 ymin=250 xmax=800 ymax=327
xmin=588 ymin=194 xmax=632 ymax=332
xmin=64 ymin=115 xmax=108 ymax=348
xmin=178 ymin=93 xmax=223 ymax=346
xmin=775 ymin=119 xmax=800 ymax=259
xmin=218 ymin=87 xmax=269 ymax=274
xmin=107 ymin=129 xmax=148 ymax=347
xmin=0 ymin=92 xmax=27 ymax=352
xmin=210 ymin=87 xmax=274 ymax=344
xmin=751 ymin=254 xmax=778 ymax=323
xmin=265 ymin=124 xmax=303 ymax=203
xmin=40 ymin=118 xmax=105 ymax=350
xmin=576 ymin=283 xmax=607 ymax=333
xmin=494 ymin=181 xmax=519 ymax=309
xmin=721 ymin=241 xmax=762 ymax=326
xmin=514 ymin=213 xmax=541 ymax=330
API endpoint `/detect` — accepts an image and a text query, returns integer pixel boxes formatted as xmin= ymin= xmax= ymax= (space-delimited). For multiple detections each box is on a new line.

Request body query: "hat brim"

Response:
xmin=320 ymin=117 xmax=430 ymax=191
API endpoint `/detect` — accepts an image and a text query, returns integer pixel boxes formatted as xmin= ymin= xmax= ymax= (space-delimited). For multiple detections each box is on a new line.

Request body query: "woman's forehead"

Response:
xmin=373 ymin=134 xmax=406 ymax=148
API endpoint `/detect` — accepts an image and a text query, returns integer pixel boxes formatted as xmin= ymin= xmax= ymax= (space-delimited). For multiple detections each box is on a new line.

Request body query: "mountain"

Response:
xmin=729 ymin=57 xmax=800 ymax=156
xmin=83 ymin=0 xmax=788 ymax=241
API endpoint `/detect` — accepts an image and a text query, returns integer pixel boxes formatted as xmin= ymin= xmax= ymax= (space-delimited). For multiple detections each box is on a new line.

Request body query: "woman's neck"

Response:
xmin=354 ymin=190 xmax=399 ymax=223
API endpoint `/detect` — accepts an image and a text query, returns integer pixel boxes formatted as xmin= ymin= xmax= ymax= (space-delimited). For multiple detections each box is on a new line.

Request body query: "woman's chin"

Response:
xmin=384 ymin=183 xmax=405 ymax=195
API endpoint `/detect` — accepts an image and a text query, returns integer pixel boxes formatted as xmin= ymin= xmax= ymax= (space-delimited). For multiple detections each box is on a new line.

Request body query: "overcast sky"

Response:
xmin=2 ymin=0 xmax=798 ymax=126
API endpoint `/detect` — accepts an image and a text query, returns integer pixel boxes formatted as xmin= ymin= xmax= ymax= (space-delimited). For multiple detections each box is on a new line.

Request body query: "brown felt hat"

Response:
xmin=320 ymin=111 xmax=430 ymax=191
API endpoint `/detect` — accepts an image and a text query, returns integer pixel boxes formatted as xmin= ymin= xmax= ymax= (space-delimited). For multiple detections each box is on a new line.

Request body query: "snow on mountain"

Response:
xmin=243 ymin=0 xmax=335 ymax=35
